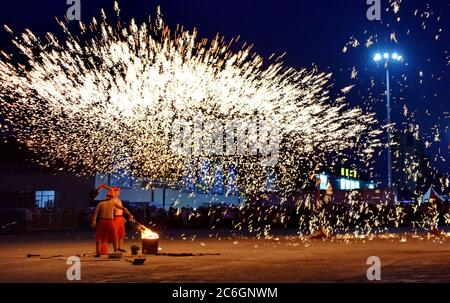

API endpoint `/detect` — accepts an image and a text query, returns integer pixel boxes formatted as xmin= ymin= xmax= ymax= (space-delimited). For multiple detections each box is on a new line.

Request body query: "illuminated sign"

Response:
xmin=340 ymin=167 xmax=357 ymax=179
xmin=339 ymin=179 xmax=361 ymax=190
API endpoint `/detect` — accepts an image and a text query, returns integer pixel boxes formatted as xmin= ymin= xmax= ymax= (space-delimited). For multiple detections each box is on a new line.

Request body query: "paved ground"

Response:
xmin=0 ymin=229 xmax=449 ymax=283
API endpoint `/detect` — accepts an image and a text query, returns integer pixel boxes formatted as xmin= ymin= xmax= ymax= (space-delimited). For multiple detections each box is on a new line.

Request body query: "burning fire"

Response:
xmin=140 ymin=227 xmax=159 ymax=240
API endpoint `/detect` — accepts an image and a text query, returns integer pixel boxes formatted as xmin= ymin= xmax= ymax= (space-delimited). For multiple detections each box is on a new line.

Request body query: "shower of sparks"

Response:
xmin=150 ymin=196 xmax=450 ymax=240
xmin=0 ymin=3 xmax=381 ymax=194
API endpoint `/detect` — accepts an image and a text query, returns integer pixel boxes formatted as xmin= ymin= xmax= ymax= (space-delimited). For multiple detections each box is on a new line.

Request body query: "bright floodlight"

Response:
xmin=383 ymin=53 xmax=389 ymax=59
xmin=392 ymin=53 xmax=398 ymax=60
xmin=374 ymin=53 xmax=382 ymax=62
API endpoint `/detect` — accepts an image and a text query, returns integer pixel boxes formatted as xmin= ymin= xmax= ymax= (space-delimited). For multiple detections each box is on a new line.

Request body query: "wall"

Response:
xmin=95 ymin=174 xmax=242 ymax=209
xmin=0 ymin=141 xmax=95 ymax=209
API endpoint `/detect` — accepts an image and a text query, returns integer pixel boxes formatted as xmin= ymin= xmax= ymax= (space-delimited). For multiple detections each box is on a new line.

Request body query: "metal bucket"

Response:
xmin=142 ymin=239 xmax=159 ymax=255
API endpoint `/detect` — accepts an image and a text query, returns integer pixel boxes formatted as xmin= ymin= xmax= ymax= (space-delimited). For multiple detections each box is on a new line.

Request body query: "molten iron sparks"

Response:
xmin=0 ymin=3 xmax=381 ymax=193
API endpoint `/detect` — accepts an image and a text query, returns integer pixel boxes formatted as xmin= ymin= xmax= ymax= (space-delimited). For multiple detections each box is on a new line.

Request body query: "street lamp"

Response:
xmin=373 ymin=52 xmax=403 ymax=189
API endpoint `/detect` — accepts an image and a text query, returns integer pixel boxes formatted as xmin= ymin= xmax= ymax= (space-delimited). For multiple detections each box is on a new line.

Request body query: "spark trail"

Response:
xmin=0 ymin=3 xmax=381 ymax=193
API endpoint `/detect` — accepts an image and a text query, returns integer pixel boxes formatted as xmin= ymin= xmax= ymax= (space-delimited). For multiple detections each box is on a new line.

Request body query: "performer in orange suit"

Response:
xmin=98 ymin=184 xmax=129 ymax=252
xmin=91 ymin=185 xmax=133 ymax=257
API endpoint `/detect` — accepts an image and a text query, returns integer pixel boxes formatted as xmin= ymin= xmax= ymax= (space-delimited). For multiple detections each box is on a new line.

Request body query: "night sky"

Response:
xmin=0 ymin=0 xmax=448 ymax=183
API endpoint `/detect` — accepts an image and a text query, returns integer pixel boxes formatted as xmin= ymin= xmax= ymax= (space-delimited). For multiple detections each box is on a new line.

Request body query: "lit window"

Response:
xmin=319 ymin=174 xmax=328 ymax=190
xmin=345 ymin=179 xmax=351 ymax=190
xmin=35 ymin=191 xmax=56 ymax=208
xmin=355 ymin=181 xmax=360 ymax=189
xmin=340 ymin=179 xmax=346 ymax=190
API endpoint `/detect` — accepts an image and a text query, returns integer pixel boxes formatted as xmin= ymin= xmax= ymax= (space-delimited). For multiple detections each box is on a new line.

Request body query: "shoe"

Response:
xmin=118 ymin=248 xmax=127 ymax=252
xmin=94 ymin=254 xmax=101 ymax=258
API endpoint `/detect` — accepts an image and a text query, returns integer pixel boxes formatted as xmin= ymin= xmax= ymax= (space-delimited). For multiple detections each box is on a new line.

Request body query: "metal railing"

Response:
xmin=30 ymin=212 xmax=77 ymax=231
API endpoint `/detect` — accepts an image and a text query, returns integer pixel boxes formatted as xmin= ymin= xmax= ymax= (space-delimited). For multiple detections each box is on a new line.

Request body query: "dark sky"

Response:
xmin=0 ymin=0 xmax=448 ymax=183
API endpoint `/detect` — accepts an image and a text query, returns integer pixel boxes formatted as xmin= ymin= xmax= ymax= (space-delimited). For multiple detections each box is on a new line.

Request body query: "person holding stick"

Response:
xmin=91 ymin=184 xmax=133 ymax=257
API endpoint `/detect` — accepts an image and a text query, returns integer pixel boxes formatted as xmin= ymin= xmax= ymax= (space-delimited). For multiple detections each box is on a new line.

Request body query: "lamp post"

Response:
xmin=373 ymin=52 xmax=403 ymax=189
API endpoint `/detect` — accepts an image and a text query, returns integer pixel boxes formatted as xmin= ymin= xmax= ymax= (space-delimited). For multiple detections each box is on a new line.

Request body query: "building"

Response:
xmin=0 ymin=141 xmax=94 ymax=210
xmin=0 ymin=141 xmax=241 ymax=211
xmin=392 ymin=132 xmax=422 ymax=197
xmin=1 ymin=132 xmax=379 ymax=211
xmin=94 ymin=161 xmax=241 ymax=210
